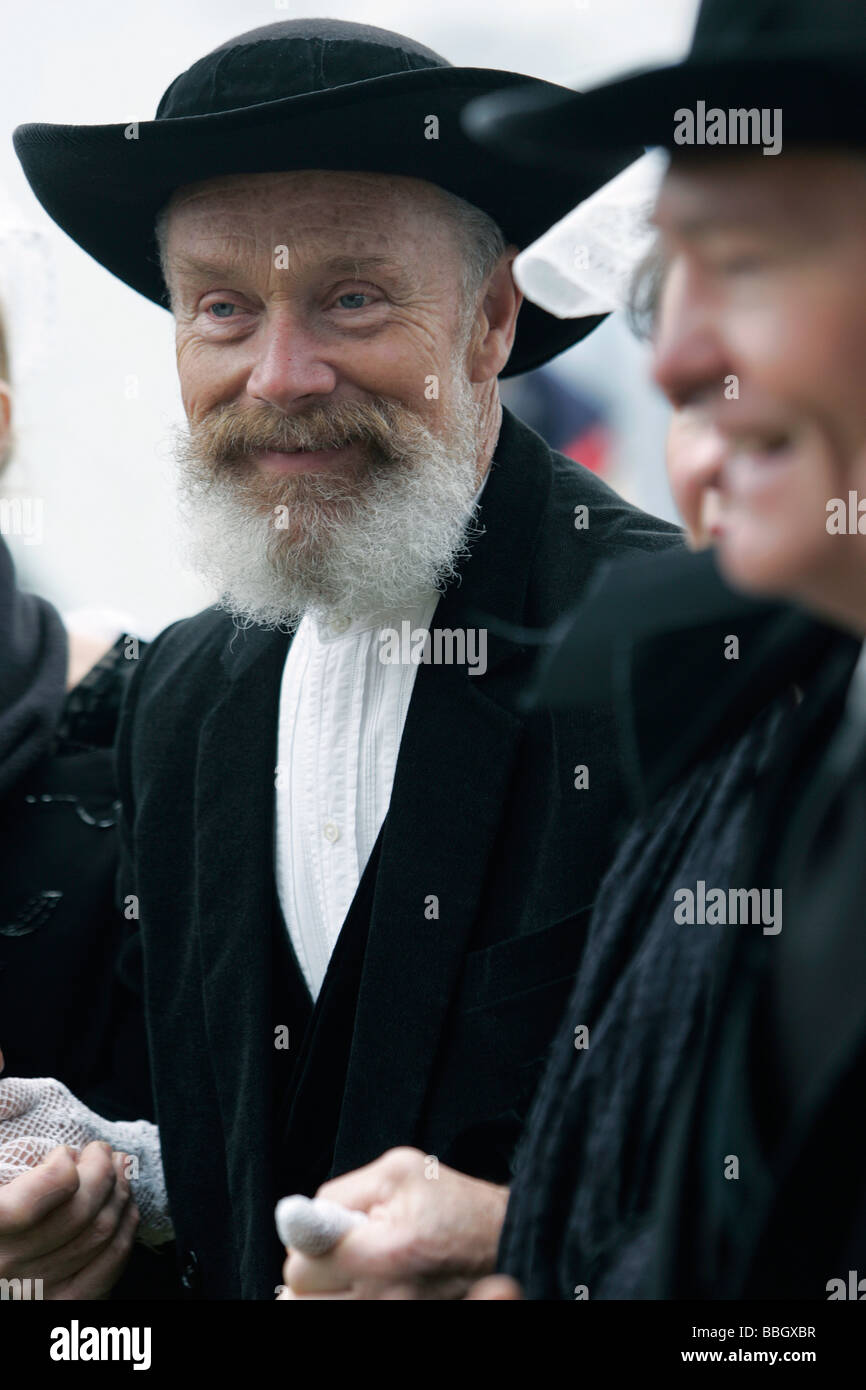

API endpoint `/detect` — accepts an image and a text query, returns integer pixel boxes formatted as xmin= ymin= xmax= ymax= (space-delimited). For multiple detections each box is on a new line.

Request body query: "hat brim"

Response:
xmin=463 ymin=52 xmax=866 ymax=169
xmin=14 ymin=67 xmax=639 ymax=377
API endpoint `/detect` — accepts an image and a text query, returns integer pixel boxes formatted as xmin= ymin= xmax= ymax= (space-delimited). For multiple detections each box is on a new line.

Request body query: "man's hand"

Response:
xmin=0 ymin=1142 xmax=139 ymax=1299
xmin=279 ymin=1147 xmax=509 ymax=1300
xmin=0 ymin=1059 xmax=171 ymax=1246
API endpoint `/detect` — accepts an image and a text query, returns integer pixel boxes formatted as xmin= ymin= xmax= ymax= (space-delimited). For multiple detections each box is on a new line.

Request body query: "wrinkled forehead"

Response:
xmin=654 ymin=148 xmax=866 ymax=243
xmin=161 ymin=169 xmax=454 ymax=260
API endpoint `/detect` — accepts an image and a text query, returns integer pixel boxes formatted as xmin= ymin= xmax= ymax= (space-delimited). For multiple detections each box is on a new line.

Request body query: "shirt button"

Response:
xmin=330 ymin=615 xmax=350 ymax=634
xmin=323 ymin=821 xmax=340 ymax=843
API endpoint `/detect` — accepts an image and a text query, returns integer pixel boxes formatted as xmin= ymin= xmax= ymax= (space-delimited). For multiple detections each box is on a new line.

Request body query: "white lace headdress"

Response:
xmin=513 ymin=148 xmax=669 ymax=320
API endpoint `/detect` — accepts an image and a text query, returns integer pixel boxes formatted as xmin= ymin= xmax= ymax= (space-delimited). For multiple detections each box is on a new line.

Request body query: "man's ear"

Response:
xmin=0 ymin=382 xmax=12 ymax=473
xmin=466 ymin=247 xmax=523 ymax=384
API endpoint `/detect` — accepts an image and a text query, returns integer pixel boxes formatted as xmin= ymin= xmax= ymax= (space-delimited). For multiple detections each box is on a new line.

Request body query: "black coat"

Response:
xmin=0 ymin=637 xmax=153 ymax=1121
xmin=115 ymin=408 xmax=680 ymax=1300
xmin=499 ymin=708 xmax=782 ymax=1299
xmin=650 ymin=633 xmax=865 ymax=1300
xmin=0 ymin=747 xmax=151 ymax=1117
xmin=498 ymin=549 xmax=857 ymax=1299
xmin=0 ymin=636 xmax=179 ymax=1299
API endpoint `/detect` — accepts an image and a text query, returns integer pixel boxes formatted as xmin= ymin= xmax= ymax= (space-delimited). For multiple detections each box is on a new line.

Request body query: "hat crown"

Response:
xmin=692 ymin=0 xmax=866 ymax=58
xmin=156 ymin=18 xmax=451 ymax=120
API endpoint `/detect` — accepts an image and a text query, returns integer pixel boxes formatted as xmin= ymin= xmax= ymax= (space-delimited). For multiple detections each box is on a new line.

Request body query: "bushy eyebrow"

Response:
xmin=166 ymin=249 xmax=412 ymax=291
xmin=167 ymin=251 xmax=239 ymax=282
xmin=321 ymin=254 xmax=409 ymax=285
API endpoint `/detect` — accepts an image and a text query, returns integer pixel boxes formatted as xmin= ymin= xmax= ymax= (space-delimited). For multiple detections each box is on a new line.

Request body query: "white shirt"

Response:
xmin=274 ymin=593 xmax=439 ymax=999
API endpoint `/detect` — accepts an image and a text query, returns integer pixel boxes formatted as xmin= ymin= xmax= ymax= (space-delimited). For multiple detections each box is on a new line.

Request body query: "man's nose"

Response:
xmin=651 ymin=269 xmax=730 ymax=411
xmin=246 ymin=308 xmax=338 ymax=410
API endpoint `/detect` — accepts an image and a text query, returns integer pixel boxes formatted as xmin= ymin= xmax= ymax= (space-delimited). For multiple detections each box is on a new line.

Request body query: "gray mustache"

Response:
xmin=196 ymin=404 xmax=398 ymax=462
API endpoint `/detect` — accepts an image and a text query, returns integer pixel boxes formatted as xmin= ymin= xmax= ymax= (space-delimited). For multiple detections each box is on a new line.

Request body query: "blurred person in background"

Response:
xmin=628 ymin=238 xmax=727 ymax=550
xmin=500 ymin=366 xmax=612 ymax=477
xmin=0 ymin=217 xmax=149 ymax=1109
xmin=0 ymin=219 xmax=175 ymax=1298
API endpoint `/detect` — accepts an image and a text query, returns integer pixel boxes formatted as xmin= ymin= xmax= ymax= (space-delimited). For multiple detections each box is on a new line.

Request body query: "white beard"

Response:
xmin=174 ymin=384 xmax=486 ymax=631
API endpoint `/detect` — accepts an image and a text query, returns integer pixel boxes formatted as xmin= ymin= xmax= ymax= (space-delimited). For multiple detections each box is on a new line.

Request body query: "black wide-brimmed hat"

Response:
xmin=463 ymin=0 xmax=866 ymax=168
xmin=12 ymin=18 xmax=639 ymax=378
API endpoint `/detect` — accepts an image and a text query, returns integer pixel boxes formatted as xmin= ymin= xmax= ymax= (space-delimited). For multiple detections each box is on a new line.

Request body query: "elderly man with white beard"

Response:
xmin=0 ymin=20 xmax=680 ymax=1300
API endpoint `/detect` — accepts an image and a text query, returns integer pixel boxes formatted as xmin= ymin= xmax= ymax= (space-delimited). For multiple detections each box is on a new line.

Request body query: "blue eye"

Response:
xmin=208 ymin=302 xmax=236 ymax=318
xmin=337 ymin=293 xmax=369 ymax=310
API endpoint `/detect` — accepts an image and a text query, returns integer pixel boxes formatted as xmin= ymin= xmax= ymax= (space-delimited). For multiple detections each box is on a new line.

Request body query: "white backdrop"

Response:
xmin=0 ymin=0 xmax=697 ymax=635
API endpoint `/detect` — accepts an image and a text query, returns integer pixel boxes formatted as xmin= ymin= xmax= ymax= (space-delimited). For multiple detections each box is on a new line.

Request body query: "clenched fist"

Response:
xmin=279 ymin=1147 xmax=509 ymax=1300
xmin=0 ymin=1142 xmax=139 ymax=1299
